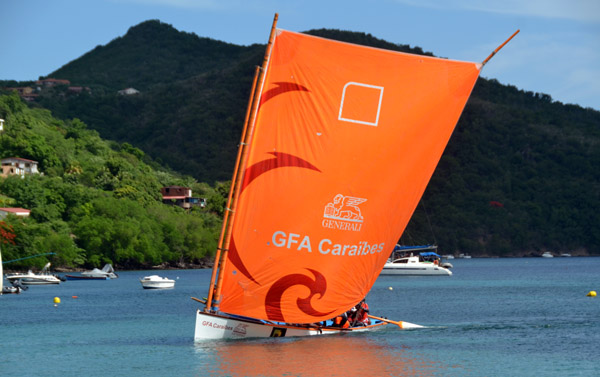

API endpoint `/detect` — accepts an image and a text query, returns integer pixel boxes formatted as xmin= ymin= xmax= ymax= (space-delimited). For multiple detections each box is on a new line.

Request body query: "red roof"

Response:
xmin=1 ymin=157 xmax=38 ymax=163
xmin=0 ymin=207 xmax=30 ymax=213
xmin=162 ymin=196 xmax=187 ymax=200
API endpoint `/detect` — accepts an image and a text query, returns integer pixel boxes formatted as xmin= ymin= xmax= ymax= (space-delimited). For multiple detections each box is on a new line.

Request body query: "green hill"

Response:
xmin=4 ymin=20 xmax=600 ymax=257
xmin=0 ymin=92 xmax=224 ymax=270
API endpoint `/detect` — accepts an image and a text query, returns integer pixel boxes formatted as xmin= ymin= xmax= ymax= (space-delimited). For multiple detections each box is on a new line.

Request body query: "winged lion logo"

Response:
xmin=323 ymin=194 xmax=367 ymax=222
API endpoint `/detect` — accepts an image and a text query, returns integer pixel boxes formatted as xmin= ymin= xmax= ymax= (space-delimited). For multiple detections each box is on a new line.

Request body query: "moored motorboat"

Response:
xmin=2 ymin=279 xmax=28 ymax=294
xmin=380 ymin=255 xmax=452 ymax=276
xmin=5 ymin=263 xmax=62 ymax=285
xmin=140 ymin=275 xmax=175 ymax=289
xmin=541 ymin=252 xmax=554 ymax=258
xmin=81 ymin=263 xmax=118 ymax=279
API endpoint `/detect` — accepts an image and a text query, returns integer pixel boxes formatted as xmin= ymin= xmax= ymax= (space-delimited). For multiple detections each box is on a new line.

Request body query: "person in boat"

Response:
xmin=331 ymin=311 xmax=350 ymax=328
xmin=350 ymin=299 xmax=370 ymax=326
xmin=331 ymin=303 xmax=359 ymax=328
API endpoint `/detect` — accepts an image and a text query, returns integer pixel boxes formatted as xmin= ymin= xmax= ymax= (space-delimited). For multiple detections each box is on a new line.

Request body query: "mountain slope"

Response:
xmin=25 ymin=20 xmax=600 ymax=256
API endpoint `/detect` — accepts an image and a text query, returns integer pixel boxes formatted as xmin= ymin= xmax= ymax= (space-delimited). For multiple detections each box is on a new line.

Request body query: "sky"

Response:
xmin=2 ymin=0 xmax=599 ymax=110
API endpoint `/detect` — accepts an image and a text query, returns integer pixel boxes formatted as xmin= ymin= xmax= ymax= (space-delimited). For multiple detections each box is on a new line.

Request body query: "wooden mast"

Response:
xmin=482 ymin=29 xmax=520 ymax=67
xmin=205 ymin=13 xmax=279 ymax=312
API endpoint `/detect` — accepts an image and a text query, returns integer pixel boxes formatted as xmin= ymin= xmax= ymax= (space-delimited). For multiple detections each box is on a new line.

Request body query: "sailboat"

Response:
xmin=194 ymin=14 xmax=518 ymax=340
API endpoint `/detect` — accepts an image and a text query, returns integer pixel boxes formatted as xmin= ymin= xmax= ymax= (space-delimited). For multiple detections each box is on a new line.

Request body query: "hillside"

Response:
xmin=5 ymin=20 xmax=600 ymax=256
xmin=0 ymin=92 xmax=224 ymax=270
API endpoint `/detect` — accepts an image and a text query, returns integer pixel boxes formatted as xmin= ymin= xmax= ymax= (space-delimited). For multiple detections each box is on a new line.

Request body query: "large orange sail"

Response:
xmin=218 ymin=29 xmax=481 ymax=323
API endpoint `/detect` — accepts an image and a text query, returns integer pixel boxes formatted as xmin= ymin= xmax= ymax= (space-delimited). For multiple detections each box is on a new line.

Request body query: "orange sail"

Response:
xmin=218 ymin=29 xmax=481 ymax=323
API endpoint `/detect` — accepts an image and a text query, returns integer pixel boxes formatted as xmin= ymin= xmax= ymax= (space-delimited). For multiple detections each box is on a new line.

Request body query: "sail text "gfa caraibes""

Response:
xmin=271 ymin=231 xmax=384 ymax=256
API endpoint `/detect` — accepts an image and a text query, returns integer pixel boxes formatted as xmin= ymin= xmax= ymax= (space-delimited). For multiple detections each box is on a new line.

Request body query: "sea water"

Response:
xmin=1 ymin=257 xmax=599 ymax=377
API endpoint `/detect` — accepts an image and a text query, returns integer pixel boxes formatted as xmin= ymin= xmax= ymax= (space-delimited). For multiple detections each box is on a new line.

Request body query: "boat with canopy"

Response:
xmin=194 ymin=14 xmax=518 ymax=340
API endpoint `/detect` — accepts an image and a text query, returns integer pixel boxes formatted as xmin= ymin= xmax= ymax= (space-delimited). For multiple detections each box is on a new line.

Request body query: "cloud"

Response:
xmin=394 ymin=0 xmax=600 ymax=22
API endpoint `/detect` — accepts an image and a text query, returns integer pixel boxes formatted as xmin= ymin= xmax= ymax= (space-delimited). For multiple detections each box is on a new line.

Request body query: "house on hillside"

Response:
xmin=68 ymin=86 xmax=91 ymax=94
xmin=118 ymin=88 xmax=140 ymax=95
xmin=36 ymin=78 xmax=71 ymax=87
xmin=0 ymin=207 xmax=31 ymax=219
xmin=160 ymin=186 xmax=206 ymax=209
xmin=1 ymin=157 xmax=39 ymax=178
xmin=6 ymin=86 xmax=38 ymax=101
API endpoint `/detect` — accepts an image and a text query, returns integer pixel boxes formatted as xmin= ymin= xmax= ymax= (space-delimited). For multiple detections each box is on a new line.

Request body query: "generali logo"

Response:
xmin=322 ymin=194 xmax=367 ymax=232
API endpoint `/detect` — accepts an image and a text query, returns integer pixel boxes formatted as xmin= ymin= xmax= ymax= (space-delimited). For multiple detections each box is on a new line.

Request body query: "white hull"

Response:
xmin=141 ymin=281 xmax=175 ymax=289
xmin=194 ymin=310 xmax=387 ymax=340
xmin=379 ymin=266 xmax=452 ymax=276
xmin=6 ymin=273 xmax=61 ymax=285
xmin=140 ymin=275 xmax=175 ymax=289
xmin=380 ymin=255 xmax=452 ymax=276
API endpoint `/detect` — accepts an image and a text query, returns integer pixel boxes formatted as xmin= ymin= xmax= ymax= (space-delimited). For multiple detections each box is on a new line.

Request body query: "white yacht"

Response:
xmin=140 ymin=275 xmax=175 ymax=289
xmin=5 ymin=263 xmax=62 ymax=285
xmin=380 ymin=255 xmax=452 ymax=276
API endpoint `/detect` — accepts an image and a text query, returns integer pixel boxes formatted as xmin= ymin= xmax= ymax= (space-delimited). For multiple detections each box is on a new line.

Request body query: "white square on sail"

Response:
xmin=338 ymin=82 xmax=384 ymax=126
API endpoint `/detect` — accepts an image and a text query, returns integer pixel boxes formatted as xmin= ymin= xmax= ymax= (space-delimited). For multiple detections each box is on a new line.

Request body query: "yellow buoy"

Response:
xmin=53 ymin=297 xmax=61 ymax=304
xmin=388 ymin=287 xmax=393 ymax=291
xmin=587 ymin=291 xmax=597 ymax=297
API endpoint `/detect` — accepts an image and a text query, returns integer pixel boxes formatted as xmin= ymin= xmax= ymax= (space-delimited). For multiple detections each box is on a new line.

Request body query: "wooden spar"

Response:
xmin=209 ymin=13 xmax=279 ymax=312
xmin=482 ymin=29 xmax=520 ymax=67
xmin=367 ymin=314 xmax=424 ymax=329
xmin=204 ymin=65 xmax=261 ymax=312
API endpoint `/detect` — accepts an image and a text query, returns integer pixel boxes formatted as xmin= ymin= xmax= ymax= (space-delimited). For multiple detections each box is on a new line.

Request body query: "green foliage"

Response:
xmin=0 ymin=92 xmax=223 ymax=269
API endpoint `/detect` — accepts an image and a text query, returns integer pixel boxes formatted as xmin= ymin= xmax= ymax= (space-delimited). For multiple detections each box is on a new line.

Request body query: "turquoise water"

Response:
xmin=1 ymin=258 xmax=599 ymax=376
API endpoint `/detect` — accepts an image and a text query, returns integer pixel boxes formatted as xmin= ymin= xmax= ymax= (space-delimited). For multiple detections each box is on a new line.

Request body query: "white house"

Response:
xmin=1 ymin=157 xmax=39 ymax=177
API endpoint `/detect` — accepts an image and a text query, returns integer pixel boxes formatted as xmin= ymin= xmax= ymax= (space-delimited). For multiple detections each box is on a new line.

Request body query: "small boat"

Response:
xmin=80 ymin=264 xmax=118 ymax=279
xmin=140 ymin=275 xmax=175 ymax=289
xmin=193 ymin=14 xmax=515 ymax=340
xmin=560 ymin=253 xmax=572 ymax=257
xmin=5 ymin=263 xmax=62 ymax=285
xmin=541 ymin=252 xmax=554 ymax=258
xmin=2 ymin=279 xmax=28 ymax=294
xmin=380 ymin=255 xmax=453 ymax=276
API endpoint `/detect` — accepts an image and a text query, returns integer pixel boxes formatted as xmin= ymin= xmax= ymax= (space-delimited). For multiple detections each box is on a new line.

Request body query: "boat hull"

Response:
xmin=65 ymin=275 xmax=109 ymax=280
xmin=194 ymin=310 xmax=387 ymax=340
xmin=140 ymin=275 xmax=175 ymax=289
xmin=141 ymin=281 xmax=175 ymax=289
xmin=6 ymin=276 xmax=61 ymax=285
xmin=379 ymin=266 xmax=452 ymax=276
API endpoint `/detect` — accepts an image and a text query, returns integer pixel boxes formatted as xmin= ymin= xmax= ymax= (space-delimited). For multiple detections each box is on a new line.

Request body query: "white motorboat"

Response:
xmin=380 ymin=255 xmax=452 ymax=276
xmin=140 ymin=275 xmax=175 ymax=289
xmin=541 ymin=252 xmax=554 ymax=258
xmin=81 ymin=263 xmax=118 ymax=279
xmin=5 ymin=263 xmax=62 ymax=285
